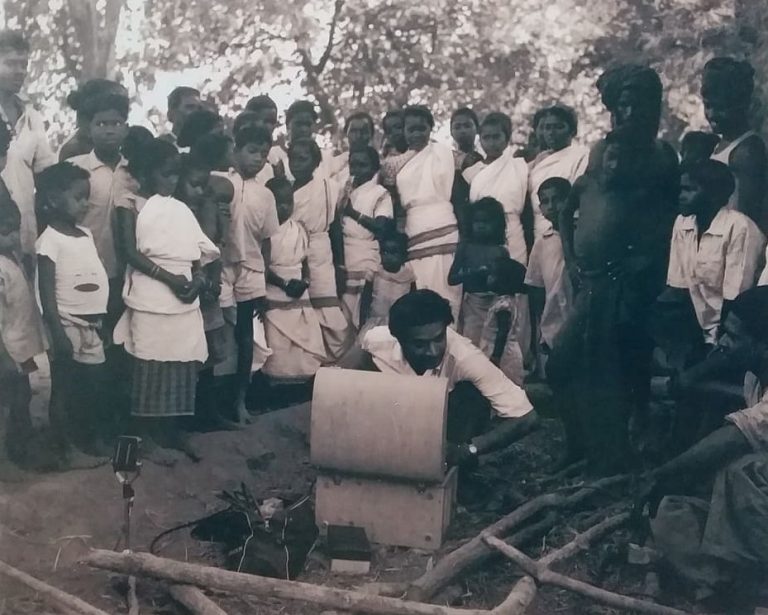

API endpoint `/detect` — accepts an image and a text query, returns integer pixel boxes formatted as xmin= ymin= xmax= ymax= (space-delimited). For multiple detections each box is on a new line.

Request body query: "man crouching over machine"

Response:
xmin=360 ymin=289 xmax=539 ymax=468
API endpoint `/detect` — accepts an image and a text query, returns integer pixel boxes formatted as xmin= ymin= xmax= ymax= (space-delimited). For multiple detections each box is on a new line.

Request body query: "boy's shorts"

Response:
xmin=60 ymin=313 xmax=105 ymax=365
xmin=221 ymin=264 xmax=266 ymax=305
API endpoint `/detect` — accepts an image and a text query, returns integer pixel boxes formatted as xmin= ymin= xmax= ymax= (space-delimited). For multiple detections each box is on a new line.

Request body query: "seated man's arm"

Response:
xmin=454 ymin=338 xmax=539 ymax=456
xmin=653 ymin=424 xmax=750 ymax=484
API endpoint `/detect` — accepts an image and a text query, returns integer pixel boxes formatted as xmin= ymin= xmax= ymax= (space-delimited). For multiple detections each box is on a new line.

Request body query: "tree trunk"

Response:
xmin=66 ymin=0 xmax=122 ymax=79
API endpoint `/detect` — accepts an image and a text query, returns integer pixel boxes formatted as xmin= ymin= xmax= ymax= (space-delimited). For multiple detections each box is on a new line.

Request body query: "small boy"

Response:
xmin=233 ymin=111 xmax=279 ymax=183
xmin=245 ymin=95 xmax=288 ymax=174
xmin=67 ymin=93 xmax=130 ymax=334
xmin=524 ymin=176 xmax=574 ymax=370
xmin=0 ymin=186 xmax=47 ymax=469
xmin=214 ymin=126 xmax=279 ymax=422
xmin=666 ymin=159 xmax=765 ymax=346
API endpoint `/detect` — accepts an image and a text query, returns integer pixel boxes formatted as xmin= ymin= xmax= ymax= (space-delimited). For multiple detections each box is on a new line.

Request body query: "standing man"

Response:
xmin=162 ymin=86 xmax=202 ymax=149
xmin=0 ymin=30 xmax=56 ymax=274
xmin=551 ymin=65 xmax=680 ymax=475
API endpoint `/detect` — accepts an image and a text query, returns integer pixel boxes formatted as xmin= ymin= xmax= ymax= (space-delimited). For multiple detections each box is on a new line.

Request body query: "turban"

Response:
xmin=597 ymin=65 xmax=662 ymax=111
xmin=701 ymin=57 xmax=754 ymax=104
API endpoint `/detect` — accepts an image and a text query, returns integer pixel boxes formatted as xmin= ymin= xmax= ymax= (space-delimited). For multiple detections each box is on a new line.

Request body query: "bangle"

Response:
xmin=149 ymin=264 xmax=160 ymax=279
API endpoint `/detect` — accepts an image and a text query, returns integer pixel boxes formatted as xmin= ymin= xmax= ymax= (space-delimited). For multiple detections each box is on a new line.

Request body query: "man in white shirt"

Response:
xmin=360 ymin=289 xmax=538 ymax=467
xmin=666 ymin=159 xmax=765 ymax=346
xmin=0 ymin=30 xmax=56 ymax=271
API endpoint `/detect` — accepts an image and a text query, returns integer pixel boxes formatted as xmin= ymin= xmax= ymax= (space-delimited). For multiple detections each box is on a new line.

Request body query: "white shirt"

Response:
xmin=361 ymin=325 xmax=533 ymax=419
xmin=0 ymin=96 xmax=57 ymax=256
xmin=36 ymin=226 xmax=109 ymax=315
xmin=667 ymin=207 xmax=765 ymax=344
xmin=726 ymin=374 xmax=768 ymax=453
xmin=524 ymin=229 xmax=574 ymax=348
xmin=68 ymin=151 xmax=131 ymax=278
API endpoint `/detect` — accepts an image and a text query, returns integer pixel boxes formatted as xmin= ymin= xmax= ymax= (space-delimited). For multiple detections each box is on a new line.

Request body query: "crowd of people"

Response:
xmin=1 ymin=26 xmax=768 ymax=605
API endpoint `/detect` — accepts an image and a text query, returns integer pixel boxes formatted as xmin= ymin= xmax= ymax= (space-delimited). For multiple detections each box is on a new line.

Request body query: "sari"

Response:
xmin=340 ymin=177 xmax=394 ymax=328
xmin=263 ymin=219 xmax=325 ymax=381
xmin=396 ymin=143 xmax=462 ymax=320
xmin=292 ymin=175 xmax=354 ymax=361
xmin=528 ymin=143 xmax=589 ymax=235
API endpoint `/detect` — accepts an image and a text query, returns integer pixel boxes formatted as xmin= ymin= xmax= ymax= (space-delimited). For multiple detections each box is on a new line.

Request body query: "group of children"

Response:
xmin=1 ymin=28 xmax=767 ymax=480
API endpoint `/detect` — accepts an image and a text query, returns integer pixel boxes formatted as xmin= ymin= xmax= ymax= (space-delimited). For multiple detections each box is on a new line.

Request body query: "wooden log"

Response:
xmin=490 ymin=512 xmax=631 ymax=614
xmin=84 ymin=549 xmax=490 ymax=615
xmin=0 ymin=559 xmax=110 ymax=615
xmin=405 ymin=475 xmax=628 ymax=601
xmin=484 ymin=535 xmax=690 ymax=615
xmin=169 ymin=585 xmax=229 ymax=615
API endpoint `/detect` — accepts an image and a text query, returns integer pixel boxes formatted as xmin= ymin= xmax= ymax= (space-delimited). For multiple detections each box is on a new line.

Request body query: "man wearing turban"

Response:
xmin=702 ymin=57 xmax=768 ymax=234
xmin=550 ymin=64 xmax=679 ymax=475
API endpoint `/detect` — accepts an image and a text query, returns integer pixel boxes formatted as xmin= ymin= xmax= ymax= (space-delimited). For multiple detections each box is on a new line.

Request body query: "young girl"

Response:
xmin=358 ymin=229 xmax=416 ymax=336
xmin=338 ymin=145 xmax=393 ymax=329
xmin=36 ymin=162 xmax=112 ymax=460
xmin=289 ymin=138 xmax=354 ymax=362
xmin=262 ymin=177 xmax=325 ymax=382
xmin=114 ymin=138 xmax=219 ymax=454
xmin=0 ymin=188 xmax=47 ymax=470
xmin=448 ymin=197 xmax=510 ymax=345
xmin=477 ymin=258 xmax=528 ymax=385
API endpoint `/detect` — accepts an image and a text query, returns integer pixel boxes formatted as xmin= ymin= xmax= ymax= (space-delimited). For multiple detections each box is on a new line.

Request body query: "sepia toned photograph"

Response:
xmin=0 ymin=0 xmax=767 ymax=613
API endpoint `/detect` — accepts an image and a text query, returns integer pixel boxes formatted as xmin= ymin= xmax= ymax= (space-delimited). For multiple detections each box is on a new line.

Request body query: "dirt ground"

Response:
xmin=0 ymin=368 xmax=686 ymax=615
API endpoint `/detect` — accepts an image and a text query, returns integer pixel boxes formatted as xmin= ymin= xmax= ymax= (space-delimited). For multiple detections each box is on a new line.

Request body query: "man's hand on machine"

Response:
xmin=447 ymin=442 xmax=479 ymax=470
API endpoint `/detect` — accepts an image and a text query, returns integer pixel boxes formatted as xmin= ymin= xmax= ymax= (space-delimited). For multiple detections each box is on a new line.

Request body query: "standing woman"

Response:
xmin=527 ymin=105 xmax=589 ymax=236
xmin=394 ymin=105 xmax=462 ymax=320
xmin=702 ymin=58 xmax=768 ymax=234
xmin=463 ymin=112 xmax=531 ymax=360
xmin=289 ymin=138 xmax=354 ymax=362
xmin=464 ymin=112 xmax=529 ymax=266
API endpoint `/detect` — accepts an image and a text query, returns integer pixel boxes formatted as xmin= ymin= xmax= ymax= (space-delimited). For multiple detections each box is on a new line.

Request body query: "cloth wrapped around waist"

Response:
xmin=123 ymin=258 xmax=197 ymax=314
xmin=307 ymin=232 xmax=338 ymax=299
xmin=403 ymin=199 xmax=458 ymax=247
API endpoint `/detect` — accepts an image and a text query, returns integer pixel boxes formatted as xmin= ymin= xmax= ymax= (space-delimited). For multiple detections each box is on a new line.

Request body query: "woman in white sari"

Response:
xmin=395 ymin=106 xmax=462 ymax=320
xmin=464 ymin=112 xmax=529 ymax=265
xmin=463 ymin=112 xmax=531 ymax=359
xmin=528 ymin=105 xmax=589 ymax=235
xmin=289 ymin=139 xmax=354 ymax=362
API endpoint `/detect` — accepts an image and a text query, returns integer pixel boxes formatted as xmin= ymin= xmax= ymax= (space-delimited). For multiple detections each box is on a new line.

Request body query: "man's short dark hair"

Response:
xmin=389 ymin=289 xmax=454 ymax=340
xmin=168 ymin=86 xmax=200 ymax=112
xmin=233 ymin=110 xmax=259 ymax=135
xmin=177 ymin=109 xmax=222 ymax=148
xmin=0 ymin=30 xmax=29 ymax=54
xmin=681 ymin=159 xmax=735 ymax=209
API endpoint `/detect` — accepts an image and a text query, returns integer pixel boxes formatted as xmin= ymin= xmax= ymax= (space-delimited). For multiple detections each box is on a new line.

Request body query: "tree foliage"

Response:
xmin=4 ymin=0 xmax=766 ymax=148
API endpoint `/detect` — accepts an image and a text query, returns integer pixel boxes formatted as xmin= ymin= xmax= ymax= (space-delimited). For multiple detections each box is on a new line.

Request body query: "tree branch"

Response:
xmin=484 ymin=535 xmax=690 ymax=615
xmin=315 ymin=0 xmax=344 ymax=74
